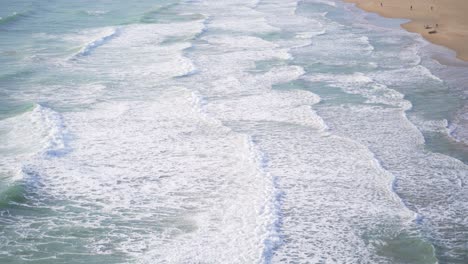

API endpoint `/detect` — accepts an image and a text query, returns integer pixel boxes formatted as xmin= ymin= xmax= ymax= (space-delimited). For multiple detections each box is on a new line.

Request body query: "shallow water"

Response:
xmin=0 ymin=0 xmax=467 ymax=263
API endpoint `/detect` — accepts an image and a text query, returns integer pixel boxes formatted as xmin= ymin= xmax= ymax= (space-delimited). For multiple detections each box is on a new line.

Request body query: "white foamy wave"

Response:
xmin=304 ymin=72 xmax=412 ymax=109
xmin=175 ymin=92 xmax=283 ymax=261
xmin=202 ymin=35 xmax=278 ymax=50
xmin=319 ymin=11 xmax=329 ymax=17
xmin=0 ymin=105 xmax=69 ymax=184
xmin=295 ymin=30 xmax=326 ymax=39
xmin=85 ymin=10 xmax=109 ymax=16
xmin=369 ymin=65 xmax=443 ymax=87
xmin=33 ymin=105 xmax=69 ymax=157
xmin=245 ymin=136 xmax=283 ymax=263
xmin=62 ymin=21 xmax=206 ymax=86
xmin=409 ymin=116 xmax=450 ymax=134
xmin=298 ymin=27 xmax=376 ymax=66
xmin=317 ymin=101 xmax=468 ymax=262
xmin=306 ymin=72 xmax=372 ymax=84
xmin=20 ymin=88 xmax=283 ymax=263
xmin=210 ymin=16 xmax=280 ymax=33
xmin=205 ymin=4 xmax=280 ymax=33
xmin=0 ymin=105 xmax=68 ymax=157
xmin=194 ymin=48 xmax=291 ymax=80
xmin=255 ymin=0 xmax=327 ymax=49
xmin=205 ymin=90 xmax=326 ymax=129
xmin=73 ymin=28 xmax=120 ymax=58
xmin=366 ymin=31 xmax=425 ymax=68
xmin=310 ymin=0 xmax=337 ymax=7
xmin=248 ymin=116 xmax=417 ymax=263
xmin=258 ymin=65 xmax=305 ymax=86
xmin=120 ymin=21 xmax=206 ymax=44
xmin=398 ymin=42 xmax=423 ymax=66
xmin=448 ymin=109 xmax=468 ymax=145
xmin=14 ymin=83 xmax=107 ymax=108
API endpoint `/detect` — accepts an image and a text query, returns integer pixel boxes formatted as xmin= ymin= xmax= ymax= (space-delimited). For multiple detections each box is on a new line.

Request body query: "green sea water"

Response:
xmin=0 ymin=0 xmax=467 ymax=263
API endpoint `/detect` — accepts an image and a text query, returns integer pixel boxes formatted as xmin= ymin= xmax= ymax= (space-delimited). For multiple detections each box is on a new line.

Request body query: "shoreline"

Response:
xmin=343 ymin=0 xmax=468 ymax=62
xmin=341 ymin=0 xmax=468 ymax=152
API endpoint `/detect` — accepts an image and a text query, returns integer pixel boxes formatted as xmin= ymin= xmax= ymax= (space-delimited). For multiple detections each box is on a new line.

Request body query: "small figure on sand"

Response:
xmin=431 ymin=6 xmax=433 ymax=11
xmin=380 ymin=2 xmax=383 ymax=7
xmin=410 ymin=5 xmax=413 ymax=10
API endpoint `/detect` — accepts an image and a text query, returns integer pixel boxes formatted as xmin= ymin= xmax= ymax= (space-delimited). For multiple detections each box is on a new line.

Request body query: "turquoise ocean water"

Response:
xmin=0 ymin=0 xmax=467 ymax=263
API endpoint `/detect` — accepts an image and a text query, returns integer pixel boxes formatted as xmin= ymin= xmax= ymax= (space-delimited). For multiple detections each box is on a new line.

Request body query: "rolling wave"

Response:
xmin=0 ymin=11 xmax=29 ymax=26
xmin=72 ymin=28 xmax=120 ymax=58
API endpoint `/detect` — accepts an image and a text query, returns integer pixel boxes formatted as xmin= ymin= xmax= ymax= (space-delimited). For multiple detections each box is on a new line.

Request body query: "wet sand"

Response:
xmin=344 ymin=0 xmax=468 ymax=61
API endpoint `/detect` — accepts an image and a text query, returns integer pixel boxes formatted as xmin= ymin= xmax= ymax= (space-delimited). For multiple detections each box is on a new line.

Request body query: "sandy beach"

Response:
xmin=344 ymin=0 xmax=468 ymax=61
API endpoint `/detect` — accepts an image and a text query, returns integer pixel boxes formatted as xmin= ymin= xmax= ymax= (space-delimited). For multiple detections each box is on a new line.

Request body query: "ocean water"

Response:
xmin=0 ymin=0 xmax=467 ymax=263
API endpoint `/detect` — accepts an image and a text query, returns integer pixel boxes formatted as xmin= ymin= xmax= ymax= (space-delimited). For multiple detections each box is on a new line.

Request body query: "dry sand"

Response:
xmin=344 ymin=0 xmax=468 ymax=61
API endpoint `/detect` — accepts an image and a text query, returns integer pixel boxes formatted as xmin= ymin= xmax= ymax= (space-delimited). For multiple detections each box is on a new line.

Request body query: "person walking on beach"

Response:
xmin=410 ymin=5 xmax=413 ymax=10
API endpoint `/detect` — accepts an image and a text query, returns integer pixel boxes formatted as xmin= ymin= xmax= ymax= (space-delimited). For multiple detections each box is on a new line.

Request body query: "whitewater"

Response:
xmin=0 ymin=0 xmax=467 ymax=263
